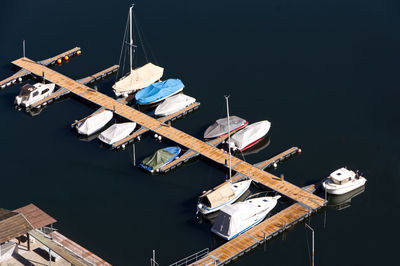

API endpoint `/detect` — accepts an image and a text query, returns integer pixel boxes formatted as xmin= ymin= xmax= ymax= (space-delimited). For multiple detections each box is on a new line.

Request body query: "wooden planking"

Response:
xmin=39 ymin=47 xmax=81 ymax=66
xmin=12 ymin=57 xmax=325 ymax=210
xmin=13 ymin=203 xmax=56 ymax=230
xmin=52 ymin=231 xmax=111 ymax=266
xmin=159 ymin=150 xmax=198 ymax=172
xmin=0 ymin=212 xmax=33 ymax=243
xmin=77 ymin=65 xmax=119 ymax=85
xmin=29 ymin=230 xmax=92 ymax=266
xmin=254 ymin=147 xmax=299 ymax=170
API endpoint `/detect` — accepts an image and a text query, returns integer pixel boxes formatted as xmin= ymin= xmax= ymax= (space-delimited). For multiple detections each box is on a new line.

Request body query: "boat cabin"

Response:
xmin=329 ymin=168 xmax=355 ymax=185
xmin=199 ymin=182 xmax=235 ymax=209
xmin=18 ymin=84 xmax=49 ymax=100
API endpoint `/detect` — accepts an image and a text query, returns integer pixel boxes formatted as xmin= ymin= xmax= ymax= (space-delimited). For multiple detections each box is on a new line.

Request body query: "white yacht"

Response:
xmin=323 ymin=167 xmax=366 ymax=195
xmin=197 ymin=179 xmax=252 ymax=215
xmin=98 ymin=122 xmax=136 ymax=145
xmin=211 ymin=194 xmax=281 ymax=240
xmin=15 ymin=83 xmax=56 ymax=108
xmin=76 ymin=110 xmax=113 ymax=136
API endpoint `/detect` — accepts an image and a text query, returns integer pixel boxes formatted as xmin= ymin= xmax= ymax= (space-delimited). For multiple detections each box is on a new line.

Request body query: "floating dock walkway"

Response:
xmin=7 ymin=57 xmax=326 ymax=211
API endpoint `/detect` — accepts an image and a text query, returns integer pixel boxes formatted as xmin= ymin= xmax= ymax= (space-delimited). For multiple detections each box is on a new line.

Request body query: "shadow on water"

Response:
xmin=327 ymin=185 xmax=365 ymax=211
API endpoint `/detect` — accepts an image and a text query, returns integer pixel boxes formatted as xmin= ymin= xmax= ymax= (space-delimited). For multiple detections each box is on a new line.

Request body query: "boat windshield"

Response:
xmin=332 ymin=177 xmax=350 ymax=185
xmin=19 ymin=84 xmax=36 ymax=97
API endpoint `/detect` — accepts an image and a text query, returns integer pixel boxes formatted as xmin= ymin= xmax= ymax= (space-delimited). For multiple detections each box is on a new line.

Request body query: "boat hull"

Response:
xmin=323 ymin=178 xmax=366 ymax=195
xmin=98 ymin=122 xmax=136 ymax=145
xmin=76 ymin=110 xmax=113 ymax=136
xmin=229 ymin=120 xmax=271 ymax=151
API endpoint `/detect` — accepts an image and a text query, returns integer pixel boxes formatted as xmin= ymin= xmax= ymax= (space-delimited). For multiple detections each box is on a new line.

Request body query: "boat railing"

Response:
xmin=245 ymin=191 xmax=278 ymax=201
xmin=168 ymin=248 xmax=209 ymax=266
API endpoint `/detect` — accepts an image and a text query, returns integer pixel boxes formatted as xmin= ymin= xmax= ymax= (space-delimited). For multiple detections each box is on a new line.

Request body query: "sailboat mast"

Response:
xmin=225 ymin=95 xmax=232 ymax=181
xmin=129 ymin=4 xmax=134 ymax=71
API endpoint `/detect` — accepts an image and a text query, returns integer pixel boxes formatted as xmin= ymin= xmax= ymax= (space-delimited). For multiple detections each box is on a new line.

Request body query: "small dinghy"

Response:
xmin=154 ymin=94 xmax=196 ymax=116
xmin=98 ymin=122 xmax=136 ymax=145
xmin=76 ymin=110 xmax=113 ymax=136
xmin=15 ymin=83 xmax=56 ymax=108
xmin=204 ymin=116 xmax=248 ymax=139
xmin=211 ymin=193 xmax=281 ymax=240
xmin=323 ymin=167 xmax=366 ymax=195
xmin=135 ymin=79 xmax=184 ymax=105
xmin=197 ymin=179 xmax=252 ymax=215
xmin=140 ymin=146 xmax=181 ymax=172
xmin=228 ymin=120 xmax=271 ymax=151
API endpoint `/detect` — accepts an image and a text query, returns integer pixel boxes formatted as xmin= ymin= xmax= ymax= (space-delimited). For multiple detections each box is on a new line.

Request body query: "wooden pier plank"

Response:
xmin=12 ymin=57 xmax=325 ymax=211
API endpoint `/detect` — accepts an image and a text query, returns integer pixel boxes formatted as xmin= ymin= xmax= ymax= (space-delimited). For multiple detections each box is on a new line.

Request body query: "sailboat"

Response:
xmin=197 ymin=96 xmax=252 ymax=215
xmin=113 ymin=5 xmax=164 ymax=97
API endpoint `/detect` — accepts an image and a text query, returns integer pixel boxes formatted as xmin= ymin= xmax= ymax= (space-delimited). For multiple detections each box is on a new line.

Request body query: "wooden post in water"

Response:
xmin=305 ymin=223 xmax=314 ymax=266
xmin=22 ymin=40 xmax=25 ymax=58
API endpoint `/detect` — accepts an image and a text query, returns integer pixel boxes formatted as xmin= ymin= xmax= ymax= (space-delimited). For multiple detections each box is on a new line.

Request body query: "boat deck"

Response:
xmin=11 ymin=57 xmax=325 ymax=210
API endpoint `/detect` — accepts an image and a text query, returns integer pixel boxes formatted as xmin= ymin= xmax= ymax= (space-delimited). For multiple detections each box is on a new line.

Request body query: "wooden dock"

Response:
xmin=9 ymin=57 xmax=325 ymax=210
xmin=190 ymin=184 xmax=317 ymax=265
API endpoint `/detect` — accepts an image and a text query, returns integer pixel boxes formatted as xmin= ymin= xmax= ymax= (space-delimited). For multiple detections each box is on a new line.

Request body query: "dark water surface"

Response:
xmin=1 ymin=1 xmax=399 ymax=265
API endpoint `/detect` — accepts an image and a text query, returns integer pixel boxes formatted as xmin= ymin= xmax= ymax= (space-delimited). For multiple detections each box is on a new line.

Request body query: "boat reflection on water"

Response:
xmin=197 ymin=189 xmax=252 ymax=224
xmin=77 ymin=131 xmax=101 ymax=142
xmin=241 ymin=136 xmax=270 ymax=156
xmin=328 ymin=185 xmax=365 ymax=211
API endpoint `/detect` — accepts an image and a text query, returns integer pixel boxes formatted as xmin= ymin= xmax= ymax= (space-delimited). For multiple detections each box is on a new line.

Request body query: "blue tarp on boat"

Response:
xmin=135 ymin=79 xmax=184 ymax=105
xmin=139 ymin=146 xmax=181 ymax=172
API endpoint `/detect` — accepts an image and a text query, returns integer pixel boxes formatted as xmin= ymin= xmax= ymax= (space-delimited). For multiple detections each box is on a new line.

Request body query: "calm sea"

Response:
xmin=1 ymin=0 xmax=399 ymax=265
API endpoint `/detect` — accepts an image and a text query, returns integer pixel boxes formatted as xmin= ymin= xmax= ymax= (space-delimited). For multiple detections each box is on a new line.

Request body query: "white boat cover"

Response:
xmin=154 ymin=94 xmax=196 ymax=116
xmin=230 ymin=120 xmax=271 ymax=150
xmin=204 ymin=116 xmax=247 ymax=139
xmin=98 ymin=122 xmax=136 ymax=145
xmin=76 ymin=110 xmax=113 ymax=135
xmin=112 ymin=63 xmax=164 ymax=95
xmin=201 ymin=182 xmax=235 ymax=209
xmin=212 ymin=201 xmax=260 ymax=237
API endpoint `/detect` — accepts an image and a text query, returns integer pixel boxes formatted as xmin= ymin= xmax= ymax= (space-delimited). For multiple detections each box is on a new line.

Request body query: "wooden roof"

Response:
xmin=14 ymin=203 xmax=56 ymax=229
xmin=0 ymin=208 xmax=33 ymax=243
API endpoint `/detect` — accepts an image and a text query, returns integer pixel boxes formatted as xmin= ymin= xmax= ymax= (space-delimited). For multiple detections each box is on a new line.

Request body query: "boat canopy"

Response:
xmin=200 ymin=183 xmax=235 ymax=209
xmin=231 ymin=120 xmax=271 ymax=150
xmin=135 ymin=79 xmax=184 ymax=104
xmin=113 ymin=63 xmax=164 ymax=94
xmin=212 ymin=202 xmax=260 ymax=237
xmin=77 ymin=110 xmax=113 ymax=135
xmin=142 ymin=148 xmax=175 ymax=170
xmin=204 ymin=116 xmax=247 ymax=139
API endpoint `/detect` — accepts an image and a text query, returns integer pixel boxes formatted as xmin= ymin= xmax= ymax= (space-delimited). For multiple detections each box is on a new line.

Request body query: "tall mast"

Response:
xmin=225 ymin=95 xmax=232 ymax=181
xmin=129 ymin=4 xmax=134 ymax=71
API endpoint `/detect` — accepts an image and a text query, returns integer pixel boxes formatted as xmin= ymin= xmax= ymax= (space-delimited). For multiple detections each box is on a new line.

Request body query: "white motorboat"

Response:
xmin=76 ymin=110 xmax=113 ymax=136
xmin=15 ymin=83 xmax=56 ymax=108
xmin=154 ymin=94 xmax=196 ymax=116
xmin=323 ymin=167 xmax=366 ymax=195
xmin=203 ymin=116 xmax=248 ymax=139
xmin=113 ymin=5 xmax=163 ymax=97
xmin=228 ymin=120 xmax=271 ymax=151
xmin=211 ymin=194 xmax=281 ymax=240
xmin=98 ymin=122 xmax=136 ymax=145
xmin=197 ymin=179 xmax=252 ymax=215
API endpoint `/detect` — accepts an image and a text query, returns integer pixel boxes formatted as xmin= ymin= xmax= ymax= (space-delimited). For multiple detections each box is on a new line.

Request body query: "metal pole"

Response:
xmin=305 ymin=223 xmax=314 ymax=266
xmin=152 ymin=250 xmax=155 ymax=266
xmin=129 ymin=5 xmax=134 ymax=71
xmin=23 ymin=40 xmax=25 ymax=57
xmin=225 ymin=95 xmax=232 ymax=181
xmin=132 ymin=143 xmax=136 ymax=166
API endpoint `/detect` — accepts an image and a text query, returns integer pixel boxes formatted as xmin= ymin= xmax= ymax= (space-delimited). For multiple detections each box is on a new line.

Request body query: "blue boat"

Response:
xmin=135 ymin=79 xmax=184 ymax=105
xmin=139 ymin=146 xmax=181 ymax=172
